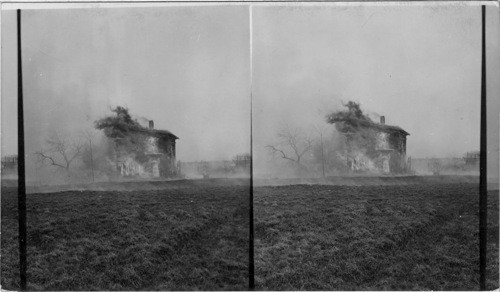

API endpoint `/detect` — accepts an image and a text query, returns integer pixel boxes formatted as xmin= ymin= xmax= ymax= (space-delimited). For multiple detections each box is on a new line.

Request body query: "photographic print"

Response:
xmin=1 ymin=1 xmax=499 ymax=291
xmin=251 ymin=3 xmax=499 ymax=290
xmin=1 ymin=5 xmax=250 ymax=290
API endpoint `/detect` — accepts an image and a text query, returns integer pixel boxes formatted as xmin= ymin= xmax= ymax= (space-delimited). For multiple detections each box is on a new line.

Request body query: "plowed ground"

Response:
xmin=255 ymin=183 xmax=499 ymax=290
xmin=1 ymin=181 xmax=249 ymax=290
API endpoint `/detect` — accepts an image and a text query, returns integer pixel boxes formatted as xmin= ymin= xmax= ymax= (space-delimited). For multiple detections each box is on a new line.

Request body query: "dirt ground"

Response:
xmin=255 ymin=182 xmax=499 ymax=290
xmin=1 ymin=177 xmax=498 ymax=290
xmin=1 ymin=179 xmax=250 ymax=290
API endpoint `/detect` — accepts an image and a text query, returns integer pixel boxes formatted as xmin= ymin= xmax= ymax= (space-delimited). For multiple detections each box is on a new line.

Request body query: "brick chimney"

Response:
xmin=380 ymin=116 xmax=385 ymax=125
xmin=149 ymin=120 xmax=154 ymax=129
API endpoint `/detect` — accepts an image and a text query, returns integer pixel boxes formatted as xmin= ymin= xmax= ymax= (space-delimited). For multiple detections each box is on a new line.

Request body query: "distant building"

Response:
xmin=179 ymin=154 xmax=251 ymax=179
xmin=464 ymin=151 xmax=480 ymax=165
xmin=411 ymin=156 xmax=478 ymax=175
xmin=115 ymin=120 xmax=179 ymax=178
xmin=234 ymin=153 xmax=251 ymax=171
xmin=1 ymin=155 xmax=18 ymax=175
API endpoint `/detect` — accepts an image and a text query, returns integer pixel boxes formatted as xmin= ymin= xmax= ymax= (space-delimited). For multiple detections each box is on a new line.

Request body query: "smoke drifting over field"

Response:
xmin=251 ymin=5 xmax=499 ymax=181
xmin=1 ymin=5 xmax=499 ymax=184
xmin=1 ymin=7 xmax=250 ymax=185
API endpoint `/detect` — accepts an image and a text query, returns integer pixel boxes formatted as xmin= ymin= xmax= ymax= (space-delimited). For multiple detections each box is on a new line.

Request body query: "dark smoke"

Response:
xmin=326 ymin=101 xmax=379 ymax=160
xmin=95 ymin=106 xmax=146 ymax=138
xmin=94 ymin=106 xmax=157 ymax=177
xmin=326 ymin=101 xmax=373 ymax=132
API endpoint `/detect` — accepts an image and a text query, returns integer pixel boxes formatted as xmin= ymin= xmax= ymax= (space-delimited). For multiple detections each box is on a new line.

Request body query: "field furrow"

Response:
xmin=1 ymin=183 xmax=249 ymax=291
xmin=254 ymin=183 xmax=499 ymax=290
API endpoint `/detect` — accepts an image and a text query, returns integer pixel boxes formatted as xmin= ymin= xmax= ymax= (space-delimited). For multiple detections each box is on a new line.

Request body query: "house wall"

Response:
xmin=145 ymin=137 xmax=160 ymax=154
xmin=376 ymin=132 xmax=390 ymax=150
xmin=115 ymin=133 xmax=177 ymax=178
xmin=387 ymin=132 xmax=406 ymax=154
xmin=157 ymin=136 xmax=176 ymax=157
xmin=340 ymin=128 xmax=409 ymax=174
xmin=156 ymin=136 xmax=177 ymax=177
xmin=374 ymin=131 xmax=408 ymax=174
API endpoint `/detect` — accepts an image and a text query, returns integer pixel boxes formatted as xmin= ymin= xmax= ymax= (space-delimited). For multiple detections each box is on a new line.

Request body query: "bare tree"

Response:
xmin=35 ymin=132 xmax=83 ymax=171
xmin=266 ymin=124 xmax=313 ymax=167
xmin=82 ymin=129 xmax=98 ymax=182
xmin=314 ymin=125 xmax=327 ymax=178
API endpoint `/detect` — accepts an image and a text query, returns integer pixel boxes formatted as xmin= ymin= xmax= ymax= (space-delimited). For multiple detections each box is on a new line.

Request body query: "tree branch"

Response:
xmin=67 ymin=144 xmax=83 ymax=166
xmin=34 ymin=151 xmax=67 ymax=169
xmin=298 ymin=137 xmax=313 ymax=159
xmin=266 ymin=145 xmax=297 ymax=163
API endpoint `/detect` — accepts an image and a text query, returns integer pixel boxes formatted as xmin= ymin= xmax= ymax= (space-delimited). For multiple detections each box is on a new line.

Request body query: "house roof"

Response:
xmin=345 ymin=118 xmax=410 ymax=136
xmin=137 ymin=128 xmax=179 ymax=139
xmin=371 ymin=123 xmax=410 ymax=136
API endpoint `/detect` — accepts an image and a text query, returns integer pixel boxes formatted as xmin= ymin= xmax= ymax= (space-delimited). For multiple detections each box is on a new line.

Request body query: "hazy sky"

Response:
xmin=252 ymin=4 xmax=499 ymax=180
xmin=2 ymin=6 xmax=251 ymax=166
xmin=1 ymin=4 xmax=499 ymax=181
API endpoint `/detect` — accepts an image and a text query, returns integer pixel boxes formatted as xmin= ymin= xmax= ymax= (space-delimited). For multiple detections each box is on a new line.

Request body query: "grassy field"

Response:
xmin=2 ymin=179 xmax=498 ymax=290
xmin=255 ymin=183 xmax=499 ymax=290
xmin=1 ymin=180 xmax=249 ymax=290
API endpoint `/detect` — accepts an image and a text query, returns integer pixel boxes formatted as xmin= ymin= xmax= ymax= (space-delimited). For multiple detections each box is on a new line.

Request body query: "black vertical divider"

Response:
xmin=17 ymin=8 xmax=28 ymax=291
xmin=249 ymin=6 xmax=255 ymax=290
xmin=479 ymin=5 xmax=487 ymax=291
xmin=249 ymin=117 xmax=255 ymax=290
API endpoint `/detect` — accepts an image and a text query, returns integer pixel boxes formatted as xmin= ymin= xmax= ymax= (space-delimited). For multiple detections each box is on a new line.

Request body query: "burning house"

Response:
xmin=327 ymin=102 xmax=410 ymax=174
xmin=338 ymin=117 xmax=410 ymax=174
xmin=95 ymin=107 xmax=179 ymax=179
xmin=114 ymin=120 xmax=179 ymax=178
xmin=366 ymin=116 xmax=409 ymax=173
